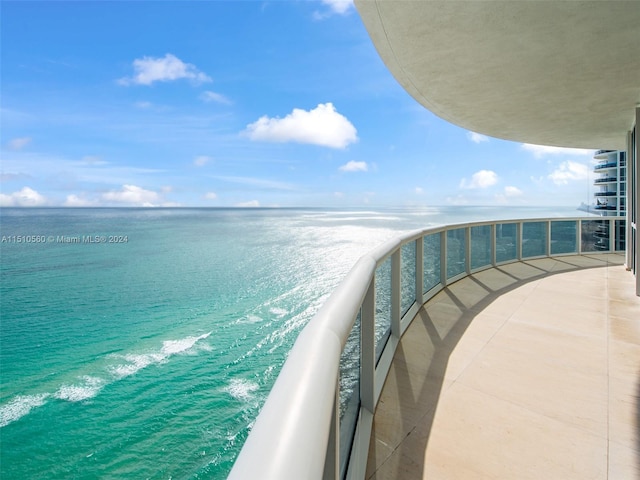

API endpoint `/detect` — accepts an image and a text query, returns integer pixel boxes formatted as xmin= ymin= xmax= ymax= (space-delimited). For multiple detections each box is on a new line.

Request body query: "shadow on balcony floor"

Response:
xmin=366 ymin=253 xmax=639 ymax=480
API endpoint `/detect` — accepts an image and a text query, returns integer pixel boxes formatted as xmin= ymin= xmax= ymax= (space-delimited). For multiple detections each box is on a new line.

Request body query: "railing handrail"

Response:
xmin=228 ymin=216 xmax=625 ymax=480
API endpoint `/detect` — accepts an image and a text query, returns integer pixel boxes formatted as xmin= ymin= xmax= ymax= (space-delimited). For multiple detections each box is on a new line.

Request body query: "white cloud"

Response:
xmin=467 ymin=132 xmax=489 ymax=143
xmin=118 ymin=54 xmax=211 ymax=86
xmin=459 ymin=170 xmax=498 ymax=189
xmin=200 ymin=91 xmax=232 ymax=105
xmin=322 ymin=0 xmax=353 ymax=14
xmin=0 ymin=186 xmax=47 ymax=206
xmin=244 ymin=103 xmax=358 ymax=149
xmin=314 ymin=0 xmax=353 ymax=19
xmin=334 ymin=191 xmax=344 ymax=198
xmin=64 ymin=194 xmax=97 ymax=207
xmin=102 ymin=184 xmax=161 ymax=206
xmin=521 ymin=143 xmax=593 ymax=159
xmin=134 ymin=101 xmax=153 ymax=109
xmin=7 ymin=137 xmax=32 ymax=150
xmin=504 ymin=186 xmax=523 ymax=197
xmin=235 ymin=200 xmax=260 ymax=208
xmin=415 ymin=187 xmax=424 ymax=195
xmin=204 ymin=192 xmax=218 ymax=200
xmin=548 ymin=160 xmax=589 ymax=185
xmin=193 ymin=155 xmax=212 ymax=167
xmin=339 ymin=160 xmax=368 ymax=172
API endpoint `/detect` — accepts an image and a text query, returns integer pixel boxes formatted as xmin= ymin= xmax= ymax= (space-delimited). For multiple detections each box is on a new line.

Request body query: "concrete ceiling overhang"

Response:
xmin=355 ymin=0 xmax=640 ymax=150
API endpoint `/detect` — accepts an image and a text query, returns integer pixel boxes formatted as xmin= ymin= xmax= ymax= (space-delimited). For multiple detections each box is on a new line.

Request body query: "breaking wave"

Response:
xmin=0 ymin=331 xmax=212 ymax=427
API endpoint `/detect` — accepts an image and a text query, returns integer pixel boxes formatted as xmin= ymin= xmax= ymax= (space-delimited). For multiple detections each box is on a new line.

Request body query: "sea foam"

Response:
xmin=55 ymin=376 xmax=104 ymax=402
xmin=224 ymin=379 xmax=259 ymax=402
xmin=109 ymin=332 xmax=212 ymax=378
xmin=0 ymin=393 xmax=50 ymax=428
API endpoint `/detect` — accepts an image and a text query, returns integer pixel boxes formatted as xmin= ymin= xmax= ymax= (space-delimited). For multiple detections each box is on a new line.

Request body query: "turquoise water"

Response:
xmin=0 ymin=206 xmax=587 ymax=478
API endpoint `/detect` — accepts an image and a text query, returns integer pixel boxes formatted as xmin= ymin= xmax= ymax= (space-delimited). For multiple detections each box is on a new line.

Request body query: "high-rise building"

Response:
xmin=593 ymin=149 xmax=626 ymax=216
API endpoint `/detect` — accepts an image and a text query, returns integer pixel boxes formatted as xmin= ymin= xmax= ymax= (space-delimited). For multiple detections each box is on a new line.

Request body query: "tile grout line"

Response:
xmin=606 ymin=260 xmax=611 ymax=480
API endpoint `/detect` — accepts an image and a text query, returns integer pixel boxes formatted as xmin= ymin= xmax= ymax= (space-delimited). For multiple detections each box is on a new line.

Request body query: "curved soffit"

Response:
xmin=355 ymin=0 xmax=640 ymax=150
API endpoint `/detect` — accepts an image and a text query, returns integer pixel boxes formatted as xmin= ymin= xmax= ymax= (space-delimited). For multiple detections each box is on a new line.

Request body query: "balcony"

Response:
xmin=594 ymin=149 xmax=615 ymax=158
xmin=229 ymin=217 xmax=636 ymax=480
xmin=594 ymin=162 xmax=618 ymax=170
xmin=594 ymin=191 xmax=618 ymax=197
xmin=594 ymin=177 xmax=617 ymax=184
xmin=595 ymin=205 xmax=618 ymax=210
xmin=366 ymin=253 xmax=636 ymax=479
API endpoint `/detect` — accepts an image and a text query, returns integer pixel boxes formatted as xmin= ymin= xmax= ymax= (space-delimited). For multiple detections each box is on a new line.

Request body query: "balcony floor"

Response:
xmin=366 ymin=254 xmax=639 ymax=479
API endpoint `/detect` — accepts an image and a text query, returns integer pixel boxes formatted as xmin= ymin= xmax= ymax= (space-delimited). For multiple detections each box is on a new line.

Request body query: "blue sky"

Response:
xmin=1 ymin=0 xmax=597 ymax=208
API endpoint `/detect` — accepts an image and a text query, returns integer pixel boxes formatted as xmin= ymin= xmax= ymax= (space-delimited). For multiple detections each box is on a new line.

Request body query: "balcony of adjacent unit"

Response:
xmin=594 ymin=191 xmax=618 ymax=197
xmin=594 ymin=161 xmax=618 ymax=170
xmin=594 ymin=176 xmax=617 ymax=184
xmin=594 ymin=149 xmax=616 ymax=159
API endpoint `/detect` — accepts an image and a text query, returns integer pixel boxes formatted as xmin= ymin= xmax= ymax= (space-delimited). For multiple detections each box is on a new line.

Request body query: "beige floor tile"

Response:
xmin=417 ymin=383 xmax=608 ymax=480
xmin=608 ymin=441 xmax=640 ymax=480
xmin=365 ymin=259 xmax=638 ymax=479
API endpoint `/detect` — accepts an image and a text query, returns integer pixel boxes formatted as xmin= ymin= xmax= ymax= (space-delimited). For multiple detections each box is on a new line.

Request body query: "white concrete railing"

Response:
xmin=227 ymin=216 xmax=625 ymax=480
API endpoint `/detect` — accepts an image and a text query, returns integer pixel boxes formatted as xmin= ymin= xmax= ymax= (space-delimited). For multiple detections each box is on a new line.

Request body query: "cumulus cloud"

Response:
xmin=504 ymin=186 xmax=523 ymax=197
xmin=193 ymin=155 xmax=212 ymax=167
xmin=102 ymin=184 xmax=161 ymax=206
xmin=7 ymin=137 xmax=32 ymax=150
xmin=548 ymin=160 xmax=589 ymax=185
xmin=118 ymin=54 xmax=211 ymax=86
xmin=235 ymin=200 xmax=260 ymax=208
xmin=339 ymin=160 xmax=368 ymax=172
xmin=244 ymin=103 xmax=358 ymax=149
xmin=459 ymin=170 xmax=498 ymax=189
xmin=200 ymin=91 xmax=231 ymax=104
xmin=521 ymin=143 xmax=593 ymax=159
xmin=467 ymin=132 xmax=489 ymax=143
xmin=0 ymin=186 xmax=47 ymax=206
xmin=204 ymin=192 xmax=218 ymax=200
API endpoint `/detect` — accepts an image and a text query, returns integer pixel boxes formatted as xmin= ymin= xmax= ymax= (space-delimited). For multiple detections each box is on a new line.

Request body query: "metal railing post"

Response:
xmin=415 ymin=237 xmax=424 ymax=305
xmin=517 ymin=222 xmax=523 ymax=260
xmin=391 ymin=250 xmax=401 ymax=337
xmin=546 ymin=220 xmax=551 ymax=256
xmin=440 ymin=230 xmax=448 ymax=286
xmin=323 ymin=386 xmax=339 ymax=480
xmin=360 ymin=279 xmax=375 ymax=415
xmin=465 ymin=227 xmax=472 ymax=274
xmin=491 ymin=223 xmax=497 ymax=266
xmin=578 ymin=219 xmax=583 ymax=254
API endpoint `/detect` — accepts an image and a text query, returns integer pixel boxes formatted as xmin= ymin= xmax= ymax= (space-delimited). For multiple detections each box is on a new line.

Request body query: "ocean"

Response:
xmin=0 ymin=206 xmax=589 ymax=479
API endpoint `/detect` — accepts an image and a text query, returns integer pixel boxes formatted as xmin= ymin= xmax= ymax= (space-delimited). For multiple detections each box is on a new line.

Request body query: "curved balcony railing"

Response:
xmin=594 ymin=191 xmax=618 ymax=197
xmin=594 ymin=177 xmax=617 ymax=184
xmin=595 ymin=205 xmax=618 ymax=210
xmin=228 ymin=217 xmax=626 ymax=480
xmin=594 ymin=162 xmax=618 ymax=170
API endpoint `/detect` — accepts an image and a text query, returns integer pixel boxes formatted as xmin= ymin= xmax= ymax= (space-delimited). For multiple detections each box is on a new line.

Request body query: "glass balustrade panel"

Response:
xmin=550 ymin=220 xmax=577 ymax=255
xmin=522 ymin=221 xmax=547 ymax=258
xmin=447 ymin=228 xmax=466 ymax=278
xmin=423 ymin=233 xmax=441 ymax=294
xmin=470 ymin=225 xmax=491 ymax=270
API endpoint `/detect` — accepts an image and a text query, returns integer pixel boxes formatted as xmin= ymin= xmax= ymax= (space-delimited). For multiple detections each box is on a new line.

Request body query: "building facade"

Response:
xmin=593 ymin=149 xmax=626 ymax=216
